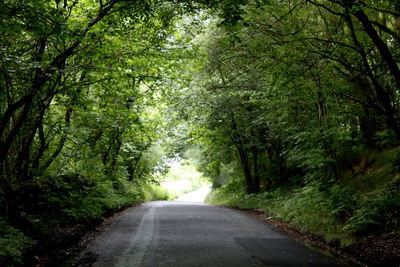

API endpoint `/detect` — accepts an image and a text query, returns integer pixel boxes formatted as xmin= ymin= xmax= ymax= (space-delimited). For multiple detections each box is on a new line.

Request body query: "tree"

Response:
xmin=181 ymin=0 xmax=400 ymax=192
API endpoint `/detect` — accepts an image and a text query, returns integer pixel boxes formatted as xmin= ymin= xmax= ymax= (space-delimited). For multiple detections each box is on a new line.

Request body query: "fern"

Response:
xmin=0 ymin=219 xmax=34 ymax=266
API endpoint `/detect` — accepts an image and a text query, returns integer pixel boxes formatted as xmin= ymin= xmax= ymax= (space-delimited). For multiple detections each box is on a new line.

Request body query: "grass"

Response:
xmin=206 ymin=186 xmax=354 ymax=246
xmin=206 ymin=147 xmax=400 ymax=248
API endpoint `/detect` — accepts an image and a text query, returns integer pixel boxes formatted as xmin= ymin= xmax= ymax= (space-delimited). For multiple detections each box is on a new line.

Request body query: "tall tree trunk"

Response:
xmin=236 ymin=141 xmax=254 ymax=193
xmin=252 ymin=149 xmax=260 ymax=193
xmin=38 ymin=106 xmax=73 ymax=174
xmin=352 ymin=9 xmax=400 ymax=136
xmin=231 ymin=115 xmax=254 ymax=193
xmin=344 ymin=8 xmax=400 ymax=138
xmin=351 ymin=8 xmax=400 ymax=89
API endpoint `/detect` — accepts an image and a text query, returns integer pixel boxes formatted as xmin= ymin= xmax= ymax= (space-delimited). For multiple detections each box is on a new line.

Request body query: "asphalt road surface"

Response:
xmin=80 ymin=201 xmax=338 ymax=267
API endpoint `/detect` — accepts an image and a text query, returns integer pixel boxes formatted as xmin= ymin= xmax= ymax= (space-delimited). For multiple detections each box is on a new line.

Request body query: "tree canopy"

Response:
xmin=1 ymin=0 xmax=400 ymax=265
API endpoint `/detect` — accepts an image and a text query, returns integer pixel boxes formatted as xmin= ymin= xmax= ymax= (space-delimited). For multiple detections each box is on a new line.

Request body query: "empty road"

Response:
xmin=80 ymin=201 xmax=337 ymax=266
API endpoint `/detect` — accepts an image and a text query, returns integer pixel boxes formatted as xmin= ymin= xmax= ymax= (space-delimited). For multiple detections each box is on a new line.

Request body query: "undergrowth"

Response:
xmin=0 ymin=175 xmax=153 ymax=266
xmin=0 ymin=219 xmax=34 ymax=266
xmin=143 ymin=183 xmax=172 ymax=201
xmin=206 ymin=170 xmax=400 ymax=248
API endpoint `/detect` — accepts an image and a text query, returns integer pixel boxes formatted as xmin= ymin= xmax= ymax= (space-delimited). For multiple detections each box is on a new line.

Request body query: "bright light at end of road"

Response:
xmin=175 ymin=186 xmax=211 ymax=202
xmin=160 ymin=160 xmax=211 ymax=202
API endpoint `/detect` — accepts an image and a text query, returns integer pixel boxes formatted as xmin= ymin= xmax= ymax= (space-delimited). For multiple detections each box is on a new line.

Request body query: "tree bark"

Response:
xmin=344 ymin=8 xmax=400 ymax=137
xmin=351 ymin=8 xmax=400 ymax=89
xmin=39 ymin=106 xmax=73 ymax=174
xmin=252 ymin=149 xmax=260 ymax=193
xmin=236 ymin=141 xmax=254 ymax=193
xmin=231 ymin=115 xmax=255 ymax=193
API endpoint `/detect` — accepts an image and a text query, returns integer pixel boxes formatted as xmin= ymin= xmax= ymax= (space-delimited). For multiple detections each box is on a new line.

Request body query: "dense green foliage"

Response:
xmin=1 ymin=0 xmax=400 ymax=265
xmin=0 ymin=0 xmax=203 ymax=265
xmin=181 ymin=0 xmax=400 ymax=251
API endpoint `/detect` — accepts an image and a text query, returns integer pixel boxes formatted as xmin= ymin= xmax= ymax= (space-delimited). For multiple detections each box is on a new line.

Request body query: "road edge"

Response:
xmin=36 ymin=204 xmax=143 ymax=266
xmin=219 ymin=205 xmax=364 ymax=266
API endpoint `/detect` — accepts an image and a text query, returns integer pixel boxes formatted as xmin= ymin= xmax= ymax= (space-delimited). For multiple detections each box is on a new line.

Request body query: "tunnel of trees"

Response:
xmin=1 ymin=0 xmax=399 ymax=265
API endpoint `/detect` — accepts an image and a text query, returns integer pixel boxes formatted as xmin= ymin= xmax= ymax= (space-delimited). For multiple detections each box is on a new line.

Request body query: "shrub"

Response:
xmin=143 ymin=184 xmax=172 ymax=201
xmin=329 ymin=185 xmax=357 ymax=222
xmin=344 ymin=176 xmax=400 ymax=235
xmin=0 ymin=219 xmax=34 ymax=266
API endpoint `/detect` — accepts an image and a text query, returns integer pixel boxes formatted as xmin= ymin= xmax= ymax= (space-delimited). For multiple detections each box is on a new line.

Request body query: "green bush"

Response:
xmin=34 ymin=175 xmax=141 ymax=224
xmin=343 ymin=207 xmax=381 ymax=235
xmin=329 ymin=185 xmax=357 ymax=222
xmin=276 ymin=186 xmax=339 ymax=237
xmin=344 ymin=176 xmax=400 ymax=235
xmin=207 ymin=173 xmax=400 ymax=247
xmin=143 ymin=184 xmax=172 ymax=201
xmin=206 ymin=184 xmax=353 ymax=245
xmin=374 ymin=130 xmax=399 ymax=148
xmin=0 ymin=219 xmax=34 ymax=266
